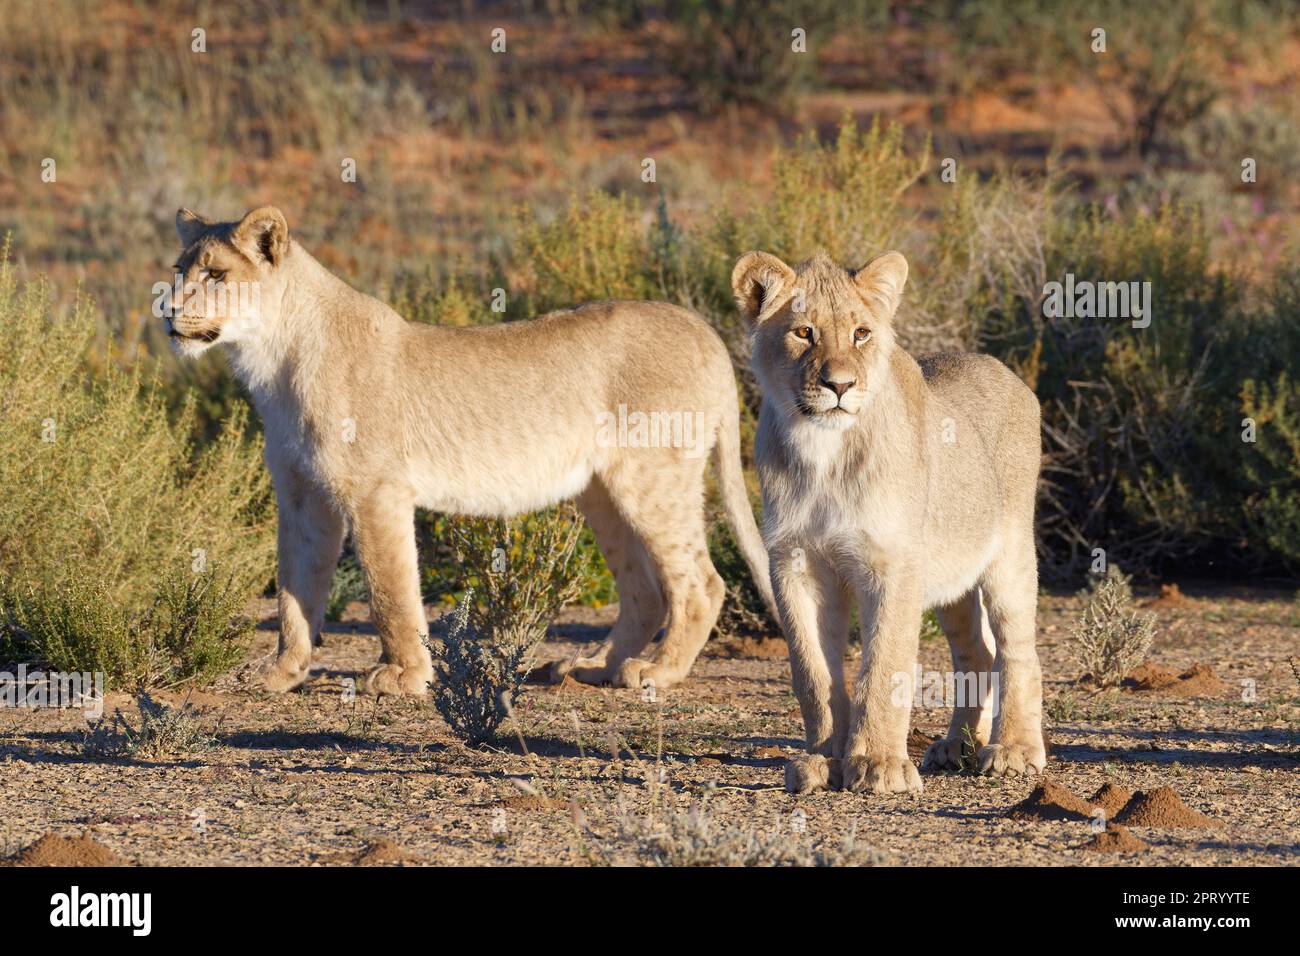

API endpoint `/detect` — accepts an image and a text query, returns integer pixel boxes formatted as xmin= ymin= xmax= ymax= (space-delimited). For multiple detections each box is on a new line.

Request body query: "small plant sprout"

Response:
xmin=959 ymin=723 xmax=980 ymax=773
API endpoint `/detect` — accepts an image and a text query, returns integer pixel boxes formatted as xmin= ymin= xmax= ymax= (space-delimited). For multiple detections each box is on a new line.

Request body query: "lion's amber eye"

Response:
xmin=854 ymin=327 xmax=871 ymax=343
xmin=793 ymin=326 xmax=813 ymax=342
xmin=207 ymin=269 xmax=226 ymax=282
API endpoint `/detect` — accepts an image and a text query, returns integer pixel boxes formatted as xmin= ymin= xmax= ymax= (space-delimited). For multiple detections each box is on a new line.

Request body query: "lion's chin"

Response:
xmin=169 ymin=335 xmax=219 ymax=359
xmin=803 ymin=407 xmax=859 ymax=431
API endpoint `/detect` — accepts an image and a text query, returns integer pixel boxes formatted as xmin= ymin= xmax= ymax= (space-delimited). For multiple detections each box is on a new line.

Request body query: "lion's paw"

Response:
xmin=921 ymin=736 xmax=969 ymax=773
xmin=549 ymin=654 xmax=610 ymax=685
xmin=842 ymin=754 xmax=923 ymax=794
xmin=260 ymin=655 xmax=312 ymax=693
xmin=976 ymin=741 xmax=1046 ymax=777
xmin=363 ymin=662 xmax=432 ymax=697
xmin=784 ymin=753 xmax=842 ymax=793
xmin=614 ymin=658 xmax=682 ymax=692
xmin=548 ymin=656 xmax=579 ymax=683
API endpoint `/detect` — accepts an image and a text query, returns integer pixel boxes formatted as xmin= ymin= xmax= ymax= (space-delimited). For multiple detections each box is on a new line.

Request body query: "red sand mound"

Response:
xmin=1089 ymin=783 xmax=1135 ymax=819
xmin=354 ymin=839 xmax=423 ymax=866
xmin=1082 ymin=823 xmax=1149 ymax=853
xmin=1008 ymin=779 xmax=1097 ymax=822
xmin=1145 ymin=583 xmax=1192 ymax=609
xmin=1114 ymin=786 xmax=1223 ymax=828
xmin=3 ymin=832 xmax=123 ymax=867
xmin=1123 ymin=662 xmax=1228 ymax=697
xmin=542 ymin=674 xmax=596 ymax=693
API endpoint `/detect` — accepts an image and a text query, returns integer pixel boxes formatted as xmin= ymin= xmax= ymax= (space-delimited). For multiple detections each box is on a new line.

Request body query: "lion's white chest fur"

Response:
xmin=763 ymin=413 xmax=910 ymax=560
xmin=758 ymin=392 xmax=999 ymax=608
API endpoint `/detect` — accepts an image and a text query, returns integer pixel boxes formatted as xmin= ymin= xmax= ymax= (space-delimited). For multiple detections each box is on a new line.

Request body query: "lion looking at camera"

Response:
xmin=734 ymin=249 xmax=1045 ymax=793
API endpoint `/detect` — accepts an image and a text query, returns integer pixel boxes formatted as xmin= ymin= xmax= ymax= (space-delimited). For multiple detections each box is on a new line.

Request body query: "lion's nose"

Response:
xmin=820 ymin=377 xmax=855 ymax=398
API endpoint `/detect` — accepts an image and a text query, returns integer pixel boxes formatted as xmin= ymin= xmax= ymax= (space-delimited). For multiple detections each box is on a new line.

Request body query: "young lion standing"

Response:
xmin=164 ymin=205 xmax=775 ymax=697
xmin=733 ymin=250 xmax=1045 ymax=794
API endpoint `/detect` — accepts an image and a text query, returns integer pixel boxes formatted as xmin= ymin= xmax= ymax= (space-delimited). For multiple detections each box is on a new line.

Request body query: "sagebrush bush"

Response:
xmin=82 ymin=691 xmax=219 ymax=760
xmin=428 ymin=593 xmax=522 ymax=747
xmin=0 ymin=257 xmax=275 ymax=686
xmin=431 ymin=505 xmax=587 ymax=745
xmin=1070 ymin=566 xmax=1156 ymax=687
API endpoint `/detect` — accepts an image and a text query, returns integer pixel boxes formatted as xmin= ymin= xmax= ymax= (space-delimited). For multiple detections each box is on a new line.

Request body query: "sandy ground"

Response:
xmin=1 ymin=587 xmax=1296 ymax=866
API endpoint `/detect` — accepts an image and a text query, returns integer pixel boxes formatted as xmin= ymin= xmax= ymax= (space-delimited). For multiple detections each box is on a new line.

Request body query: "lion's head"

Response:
xmin=161 ymin=206 xmax=290 ymax=358
xmin=733 ymin=250 xmax=908 ymax=431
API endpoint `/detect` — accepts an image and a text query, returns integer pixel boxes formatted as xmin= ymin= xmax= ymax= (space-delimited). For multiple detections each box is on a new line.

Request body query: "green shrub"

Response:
xmin=651 ymin=0 xmax=871 ymax=113
xmin=1006 ymin=203 xmax=1248 ymax=577
xmin=700 ymin=118 xmax=928 ymax=280
xmin=388 ymin=267 xmax=500 ymax=328
xmin=511 ymin=189 xmax=659 ymax=315
xmin=1240 ymin=373 xmax=1300 ymax=563
xmin=0 ymin=257 xmax=275 ymax=687
xmin=431 ymin=505 xmax=587 ymax=746
xmin=3 ymin=567 xmax=255 ymax=690
xmin=419 ymin=509 xmax=613 ymax=609
xmin=326 ymin=555 xmax=368 ymax=623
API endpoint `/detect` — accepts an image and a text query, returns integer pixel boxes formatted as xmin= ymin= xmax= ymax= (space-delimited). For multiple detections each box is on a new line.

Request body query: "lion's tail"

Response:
xmin=713 ymin=393 xmax=778 ymax=623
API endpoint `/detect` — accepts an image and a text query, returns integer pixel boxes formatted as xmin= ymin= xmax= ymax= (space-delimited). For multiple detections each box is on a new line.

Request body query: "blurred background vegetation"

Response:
xmin=1 ymin=0 xmax=1297 ymax=683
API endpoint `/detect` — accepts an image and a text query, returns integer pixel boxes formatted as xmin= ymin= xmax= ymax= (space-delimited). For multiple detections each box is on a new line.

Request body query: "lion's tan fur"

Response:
xmin=733 ymin=250 xmax=1045 ymax=793
xmin=169 ymin=206 xmax=774 ymax=695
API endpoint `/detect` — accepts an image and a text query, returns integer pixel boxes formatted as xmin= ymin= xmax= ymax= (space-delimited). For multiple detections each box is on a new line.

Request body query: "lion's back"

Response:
xmin=919 ymin=350 xmax=1041 ymax=498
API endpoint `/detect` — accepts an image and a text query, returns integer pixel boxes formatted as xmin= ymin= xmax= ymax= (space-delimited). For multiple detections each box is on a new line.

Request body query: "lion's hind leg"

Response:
xmin=551 ymin=477 xmax=666 ymax=686
xmin=975 ymin=535 xmax=1046 ymax=777
xmin=921 ymin=588 xmax=996 ymax=773
xmin=594 ymin=458 xmax=722 ymax=692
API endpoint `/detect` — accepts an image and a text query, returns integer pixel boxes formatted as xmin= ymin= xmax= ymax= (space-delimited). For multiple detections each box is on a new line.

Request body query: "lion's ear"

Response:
xmin=232 ymin=205 xmax=290 ymax=266
xmin=175 ymin=208 xmax=211 ymax=247
xmin=731 ymin=252 xmax=796 ymax=323
xmin=852 ymin=251 xmax=908 ymax=320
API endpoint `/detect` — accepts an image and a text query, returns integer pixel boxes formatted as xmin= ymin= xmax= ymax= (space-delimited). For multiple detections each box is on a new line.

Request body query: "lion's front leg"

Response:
xmin=774 ymin=548 xmax=850 ymax=793
xmin=350 ymin=483 xmax=433 ymax=697
xmin=842 ymin=570 xmax=924 ymax=794
xmin=263 ymin=469 xmax=344 ymax=692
